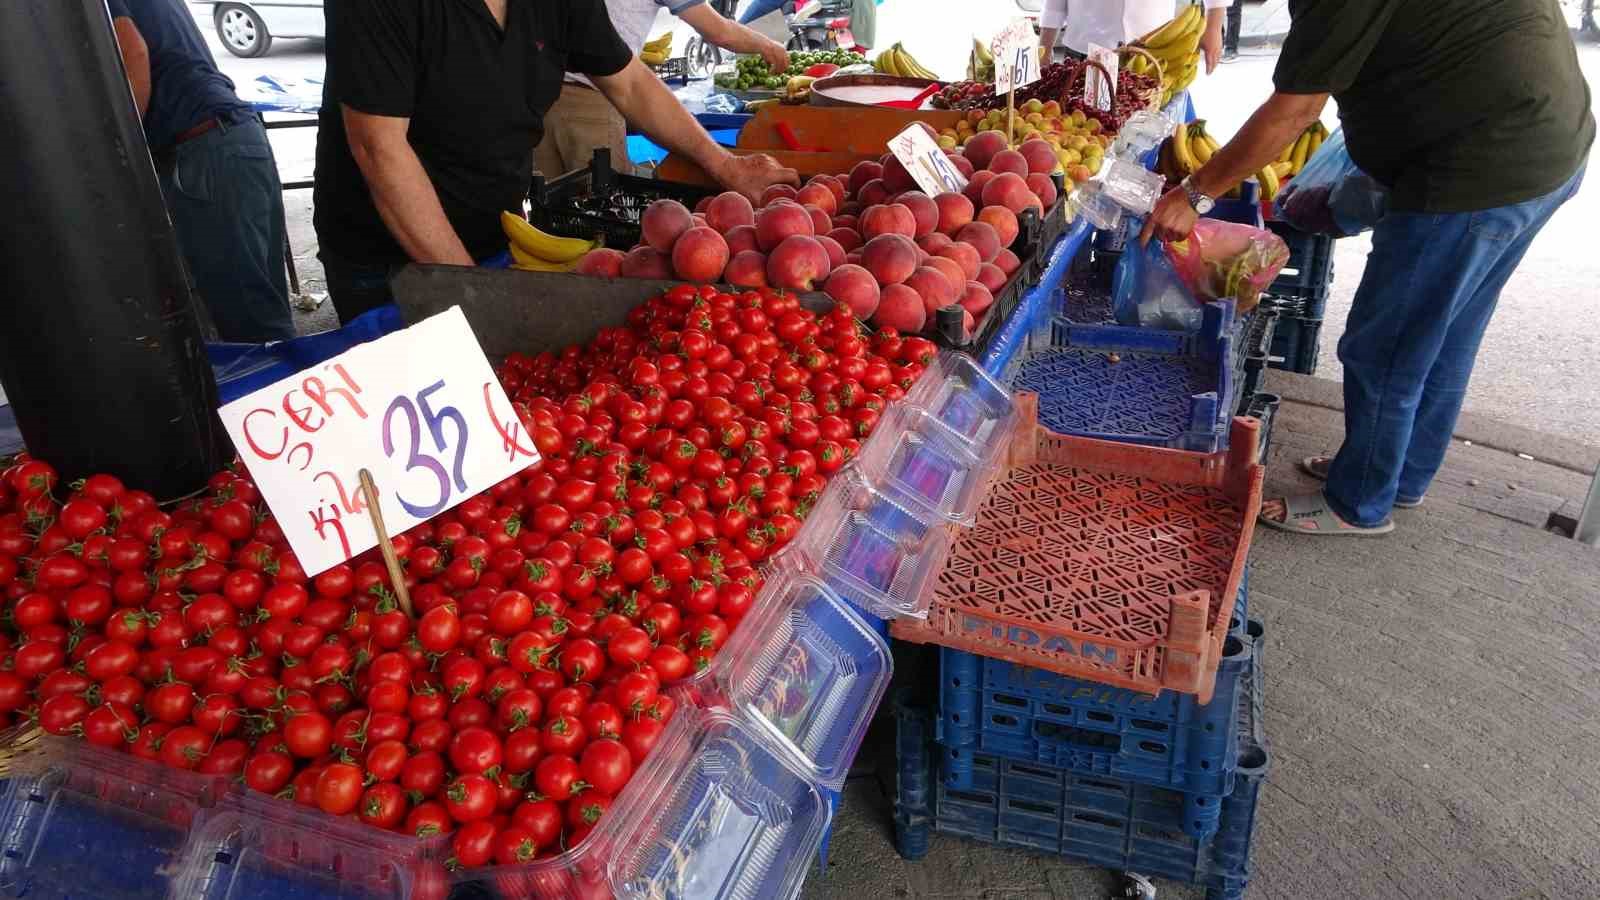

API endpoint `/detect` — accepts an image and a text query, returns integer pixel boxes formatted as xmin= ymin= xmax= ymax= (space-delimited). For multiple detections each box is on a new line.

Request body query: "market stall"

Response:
xmin=0 ymin=5 xmax=1346 ymax=899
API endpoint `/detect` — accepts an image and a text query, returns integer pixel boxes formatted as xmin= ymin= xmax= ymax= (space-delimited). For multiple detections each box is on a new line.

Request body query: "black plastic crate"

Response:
xmin=1261 ymin=220 xmax=1334 ymax=318
xmin=1269 ymin=315 xmax=1323 ymax=375
xmin=1241 ymin=392 xmax=1280 ymax=462
xmin=929 ymin=191 xmax=1066 ymax=358
xmin=1236 ymin=306 xmax=1278 ymax=408
xmin=528 ymin=148 xmax=717 ymax=249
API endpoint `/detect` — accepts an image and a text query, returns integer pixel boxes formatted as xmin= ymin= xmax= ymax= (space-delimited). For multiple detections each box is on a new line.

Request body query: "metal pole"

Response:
xmin=1575 ymin=462 xmax=1600 ymax=547
xmin=0 ymin=0 xmax=227 ymax=499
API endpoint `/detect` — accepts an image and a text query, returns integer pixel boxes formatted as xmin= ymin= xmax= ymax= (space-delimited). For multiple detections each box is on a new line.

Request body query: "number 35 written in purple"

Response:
xmin=382 ymin=380 xmax=469 ymax=519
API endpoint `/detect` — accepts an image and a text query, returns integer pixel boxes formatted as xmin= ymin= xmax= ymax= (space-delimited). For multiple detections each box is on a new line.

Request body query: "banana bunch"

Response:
xmin=501 ymin=211 xmax=598 ymax=272
xmin=874 ymin=42 xmax=938 ymax=80
xmin=1159 ymin=119 xmax=1218 ymax=180
xmin=640 ymin=32 xmax=673 ymax=67
xmin=1276 ymin=121 xmax=1329 ymax=177
xmin=1131 ymin=4 xmax=1204 ymax=108
xmin=968 ymin=37 xmax=994 ymax=82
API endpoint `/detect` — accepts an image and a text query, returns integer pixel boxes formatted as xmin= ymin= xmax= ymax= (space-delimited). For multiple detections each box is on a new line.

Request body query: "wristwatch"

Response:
xmin=1180 ymin=176 xmax=1215 ymax=215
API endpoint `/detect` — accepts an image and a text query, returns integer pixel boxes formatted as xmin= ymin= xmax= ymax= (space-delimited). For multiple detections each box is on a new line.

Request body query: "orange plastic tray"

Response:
xmin=891 ymin=394 xmax=1264 ymax=702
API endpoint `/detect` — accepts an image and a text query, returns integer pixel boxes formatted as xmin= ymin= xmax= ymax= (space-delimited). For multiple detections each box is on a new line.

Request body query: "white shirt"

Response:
xmin=567 ymin=0 xmax=707 ymax=88
xmin=1041 ymin=0 xmax=1231 ymax=55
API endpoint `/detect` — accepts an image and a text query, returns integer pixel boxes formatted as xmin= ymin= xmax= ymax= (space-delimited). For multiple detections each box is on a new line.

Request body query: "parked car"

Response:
xmin=189 ymin=0 xmax=322 ymax=58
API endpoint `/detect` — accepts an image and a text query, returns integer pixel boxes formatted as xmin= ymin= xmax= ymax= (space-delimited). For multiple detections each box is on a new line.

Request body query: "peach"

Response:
xmin=804 ymin=205 xmax=833 ymax=235
xmin=796 ymin=182 xmax=837 ymax=215
xmin=847 ymin=160 xmax=883 ymax=196
xmin=704 ymin=191 xmax=755 ymax=233
xmin=725 ymin=224 xmax=760 ymax=256
xmin=691 ymin=213 xmax=707 ymax=228
xmin=895 ymin=191 xmax=939 ymax=238
xmin=962 ymin=307 xmax=976 ymax=338
xmin=880 ymin=154 xmax=917 ymax=194
xmin=724 ymin=250 xmax=769 ymax=288
xmin=962 ymin=170 xmax=995 ymax=208
xmin=670 ymin=226 xmax=729 ymax=283
xmin=905 ymin=265 xmax=956 ymax=314
xmin=946 ymin=151 xmax=975 ymax=179
xmin=761 ymin=184 xmax=798 ymax=205
xmin=816 ymin=234 xmax=847 ymax=269
xmin=1019 ymin=139 xmax=1059 ymax=175
xmin=833 ymin=214 xmax=858 ymax=231
xmin=812 ymin=174 xmax=847 ymax=207
xmin=976 ymin=205 xmax=1020 ymax=248
xmin=874 ymin=283 xmax=926 ymax=333
xmin=955 ymin=221 xmax=1001 ymax=262
xmin=924 ymin=256 xmax=967 ymax=294
xmin=916 ymin=232 xmax=954 ymax=256
xmin=574 ymin=247 xmax=625 ymax=278
xmin=823 ymin=264 xmax=881 ymax=319
xmin=619 ymin=246 xmax=673 ymax=279
xmin=754 ymin=201 xmax=814 ymax=251
xmin=1026 ymin=172 xmax=1058 ymax=209
xmin=916 ymin=248 xmax=931 ymax=265
xmin=845 ymin=250 xmax=863 ymax=266
xmin=976 ymin=262 xmax=1008 ymax=293
xmin=837 ymin=202 xmax=861 ymax=218
xmin=982 ymin=173 xmax=1041 ymax=216
xmin=934 ymin=192 xmax=975 ymax=236
xmin=694 ymin=196 xmax=713 ymax=214
xmin=766 ymin=234 xmax=832 ymax=291
xmin=859 ymin=233 xmax=919 ymax=285
xmin=858 ymin=178 xmax=890 ymax=206
xmin=958 ymin=281 xmax=995 ymax=316
xmin=641 ymin=199 xmax=693 ymax=252
xmin=826 ymin=227 xmax=863 ymax=252
xmin=994 ymin=248 xmax=1021 ymax=275
xmin=859 ymin=203 xmax=917 ymax=240
xmin=962 ymin=130 xmax=1008 ymax=170
xmin=938 ymin=242 xmax=982 ymax=281
xmin=988 ymin=149 xmax=1028 ymax=177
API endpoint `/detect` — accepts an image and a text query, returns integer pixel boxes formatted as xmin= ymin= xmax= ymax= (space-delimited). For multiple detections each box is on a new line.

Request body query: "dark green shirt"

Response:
xmin=1274 ymin=0 xmax=1594 ymax=213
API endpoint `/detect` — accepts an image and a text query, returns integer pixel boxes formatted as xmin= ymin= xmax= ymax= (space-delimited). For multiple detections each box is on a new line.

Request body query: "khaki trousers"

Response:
xmin=534 ymin=83 xmax=631 ymax=178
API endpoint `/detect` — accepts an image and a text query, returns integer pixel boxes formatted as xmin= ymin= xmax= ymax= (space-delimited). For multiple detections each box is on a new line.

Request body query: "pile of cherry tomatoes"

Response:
xmin=0 ymin=284 xmax=936 ymax=874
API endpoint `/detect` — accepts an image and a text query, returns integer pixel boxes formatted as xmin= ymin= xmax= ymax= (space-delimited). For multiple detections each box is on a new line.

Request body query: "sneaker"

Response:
xmin=1222 ymin=48 xmax=1239 ymax=62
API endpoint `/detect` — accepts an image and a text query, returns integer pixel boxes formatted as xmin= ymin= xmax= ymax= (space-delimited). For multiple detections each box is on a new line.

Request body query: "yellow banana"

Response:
xmin=1137 ymin=6 xmax=1193 ymax=47
xmin=1256 ymin=164 xmax=1280 ymax=201
xmin=974 ymin=37 xmax=993 ymax=65
xmin=1170 ymin=121 xmax=1197 ymax=173
xmin=510 ymin=244 xmax=581 ymax=272
xmin=501 ymin=211 xmax=596 ymax=263
xmin=1287 ymin=133 xmax=1310 ymax=174
xmin=642 ymin=32 xmax=672 ymax=53
xmin=1306 ymin=127 xmax=1324 ymax=161
xmin=640 ymin=50 xmax=669 ymax=66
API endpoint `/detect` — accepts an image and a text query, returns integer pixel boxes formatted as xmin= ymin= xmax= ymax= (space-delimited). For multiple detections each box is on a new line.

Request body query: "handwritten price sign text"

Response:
xmin=889 ymin=124 xmax=969 ymax=196
xmin=991 ymin=18 xmax=1040 ymax=94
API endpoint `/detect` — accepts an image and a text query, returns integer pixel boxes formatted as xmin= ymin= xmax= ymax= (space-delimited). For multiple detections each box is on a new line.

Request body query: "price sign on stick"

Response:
xmin=889 ymin=123 xmax=969 ymax=196
xmin=991 ymin=18 xmax=1039 ymax=94
xmin=219 ymin=307 xmax=539 ymax=576
xmin=1085 ymin=44 xmax=1119 ymax=112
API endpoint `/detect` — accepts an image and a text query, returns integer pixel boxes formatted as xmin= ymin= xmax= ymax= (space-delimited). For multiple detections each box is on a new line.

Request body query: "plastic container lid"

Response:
xmin=853 ymin=404 xmax=1003 ymax=527
xmin=0 ymin=734 xmax=229 ymax=900
xmin=608 ymin=708 xmax=830 ymax=900
xmin=786 ymin=465 xmax=955 ymax=620
xmin=901 ymin=351 xmax=1017 ymax=469
xmin=709 ymin=572 xmax=892 ymax=789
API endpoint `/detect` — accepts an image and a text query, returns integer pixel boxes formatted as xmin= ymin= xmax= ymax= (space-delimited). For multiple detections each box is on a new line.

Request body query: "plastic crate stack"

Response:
xmin=1260 ymin=219 xmax=1335 ymax=375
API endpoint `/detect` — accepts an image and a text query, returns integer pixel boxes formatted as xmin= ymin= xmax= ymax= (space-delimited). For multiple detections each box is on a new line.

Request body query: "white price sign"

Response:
xmin=991 ymin=18 xmax=1040 ymax=94
xmin=1085 ymin=43 xmax=1119 ymax=112
xmin=219 ymin=307 xmax=540 ymax=575
xmin=889 ymin=124 xmax=969 ymax=196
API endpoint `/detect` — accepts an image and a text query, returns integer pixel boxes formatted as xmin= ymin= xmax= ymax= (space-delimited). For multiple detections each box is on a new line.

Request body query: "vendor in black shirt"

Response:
xmin=312 ymin=0 xmax=797 ymax=322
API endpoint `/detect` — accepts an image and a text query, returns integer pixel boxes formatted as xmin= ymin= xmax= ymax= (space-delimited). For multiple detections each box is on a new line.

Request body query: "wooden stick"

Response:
xmin=1007 ymin=85 xmax=1015 ymax=148
xmin=358 ymin=468 xmax=415 ymax=618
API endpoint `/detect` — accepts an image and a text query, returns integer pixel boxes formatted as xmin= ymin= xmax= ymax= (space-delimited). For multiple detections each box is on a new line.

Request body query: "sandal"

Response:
xmin=1298 ymin=456 xmax=1425 ymax=509
xmin=1258 ymin=491 xmax=1395 ymax=537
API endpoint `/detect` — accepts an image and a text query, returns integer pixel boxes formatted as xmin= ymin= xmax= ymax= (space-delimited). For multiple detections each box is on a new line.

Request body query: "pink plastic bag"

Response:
xmin=1165 ymin=220 xmax=1289 ymax=312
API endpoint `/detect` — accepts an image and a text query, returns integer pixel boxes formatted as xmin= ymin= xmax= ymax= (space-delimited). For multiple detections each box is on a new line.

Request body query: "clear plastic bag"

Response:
xmin=1166 ymin=219 xmax=1289 ymax=313
xmin=1273 ymin=128 xmax=1389 ymax=236
xmin=1112 ymin=220 xmax=1202 ymax=331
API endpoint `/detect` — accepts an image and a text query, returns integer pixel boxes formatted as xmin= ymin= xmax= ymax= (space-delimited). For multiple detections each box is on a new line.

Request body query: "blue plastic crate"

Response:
xmin=1005 ymin=300 xmax=1239 ymax=452
xmin=935 ymin=595 xmax=1254 ymax=837
xmin=893 ymin=624 xmax=1269 ymax=900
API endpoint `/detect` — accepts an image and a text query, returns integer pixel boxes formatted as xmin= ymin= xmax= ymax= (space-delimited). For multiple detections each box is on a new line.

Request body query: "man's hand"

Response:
xmin=711 ymin=152 xmax=800 ymax=203
xmin=758 ymin=40 xmax=789 ymax=74
xmin=1140 ymin=187 xmax=1199 ymax=246
xmin=1200 ymin=11 xmax=1224 ymax=74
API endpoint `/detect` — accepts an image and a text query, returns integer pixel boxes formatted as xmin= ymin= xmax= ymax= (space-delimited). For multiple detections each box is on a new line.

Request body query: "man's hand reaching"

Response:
xmin=711 ymin=152 xmax=800 ymax=203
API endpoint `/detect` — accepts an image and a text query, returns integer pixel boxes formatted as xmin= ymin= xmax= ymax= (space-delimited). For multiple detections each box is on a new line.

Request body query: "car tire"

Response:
xmin=215 ymin=3 xmax=272 ymax=58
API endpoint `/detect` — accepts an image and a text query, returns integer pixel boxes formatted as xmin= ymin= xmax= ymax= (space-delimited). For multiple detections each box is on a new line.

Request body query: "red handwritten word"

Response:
xmin=240 ymin=363 xmax=367 ymax=467
xmin=483 ymin=382 xmax=539 ymax=462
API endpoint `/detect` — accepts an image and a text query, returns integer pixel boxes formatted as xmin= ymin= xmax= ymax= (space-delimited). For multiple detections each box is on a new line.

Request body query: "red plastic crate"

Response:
xmin=892 ymin=394 xmax=1263 ymax=702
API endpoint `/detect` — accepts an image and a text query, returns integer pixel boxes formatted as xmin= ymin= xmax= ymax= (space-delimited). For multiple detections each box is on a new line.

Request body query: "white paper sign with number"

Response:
xmin=1085 ymin=43 xmax=1119 ymax=112
xmin=888 ymin=124 xmax=969 ymax=197
xmin=219 ymin=306 xmax=540 ymax=575
xmin=991 ymin=18 xmax=1040 ymax=94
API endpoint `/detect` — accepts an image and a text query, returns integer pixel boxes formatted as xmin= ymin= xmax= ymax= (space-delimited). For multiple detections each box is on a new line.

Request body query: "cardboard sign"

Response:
xmin=219 ymin=307 xmax=538 ymax=575
xmin=1085 ymin=44 xmax=1119 ymax=112
xmin=991 ymin=18 xmax=1040 ymax=94
xmin=889 ymin=123 xmax=969 ymax=196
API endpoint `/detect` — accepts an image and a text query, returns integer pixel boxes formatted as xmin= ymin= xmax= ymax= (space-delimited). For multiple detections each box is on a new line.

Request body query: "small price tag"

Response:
xmin=991 ymin=18 xmax=1040 ymax=94
xmin=889 ymin=123 xmax=969 ymax=196
xmin=1085 ymin=44 xmax=1119 ymax=112
xmin=219 ymin=307 xmax=539 ymax=575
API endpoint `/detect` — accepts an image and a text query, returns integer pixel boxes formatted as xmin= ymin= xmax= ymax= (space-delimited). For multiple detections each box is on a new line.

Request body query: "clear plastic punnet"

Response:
xmin=607 ymin=707 xmax=830 ymax=900
xmin=901 ymin=351 xmax=1018 ymax=471
xmin=0 ymin=731 xmax=230 ymax=899
xmin=705 ymin=572 xmax=892 ymax=789
xmin=169 ymin=792 xmax=441 ymax=900
xmin=854 ymin=403 xmax=1007 ymax=527
xmin=786 ymin=464 xmax=956 ymax=620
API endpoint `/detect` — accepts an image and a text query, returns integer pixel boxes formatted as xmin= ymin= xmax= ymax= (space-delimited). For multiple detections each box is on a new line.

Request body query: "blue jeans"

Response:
xmin=157 ymin=117 xmax=295 ymax=342
xmin=1325 ymin=164 xmax=1585 ymax=526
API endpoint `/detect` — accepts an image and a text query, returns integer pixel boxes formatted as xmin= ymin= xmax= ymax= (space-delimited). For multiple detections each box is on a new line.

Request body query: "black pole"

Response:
xmin=0 ymin=0 xmax=227 ymax=499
